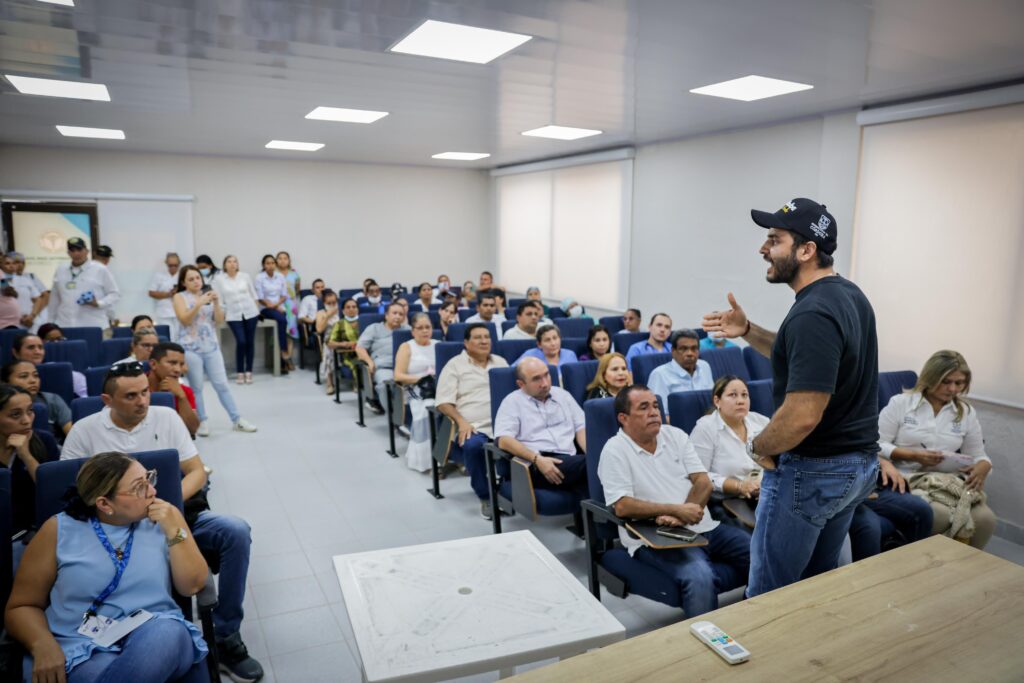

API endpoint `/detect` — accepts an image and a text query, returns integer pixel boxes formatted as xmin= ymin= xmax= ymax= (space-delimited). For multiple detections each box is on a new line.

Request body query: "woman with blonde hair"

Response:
xmin=878 ymin=350 xmax=995 ymax=548
xmin=584 ymin=352 xmax=632 ymax=400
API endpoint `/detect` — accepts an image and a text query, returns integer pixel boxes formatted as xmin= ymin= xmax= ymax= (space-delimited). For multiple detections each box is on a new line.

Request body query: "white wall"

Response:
xmin=0 ymin=145 xmax=491 ymax=292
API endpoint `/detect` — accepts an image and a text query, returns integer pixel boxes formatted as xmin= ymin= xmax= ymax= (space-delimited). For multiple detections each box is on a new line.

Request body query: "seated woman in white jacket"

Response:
xmin=878 ymin=349 xmax=995 ymax=549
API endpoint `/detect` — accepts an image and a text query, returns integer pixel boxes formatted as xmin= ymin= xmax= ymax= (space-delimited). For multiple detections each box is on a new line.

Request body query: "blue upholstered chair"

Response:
xmin=495 ymin=339 xmax=534 ymax=365
xmin=100 ymin=338 xmax=133 ymax=367
xmin=631 ymin=353 xmax=672 ymax=386
xmin=878 ymin=370 xmax=918 ymax=411
xmin=598 ymin=315 xmax=625 ymax=334
xmin=743 ymin=345 xmax=772 ymax=381
xmin=554 ymin=317 xmax=596 ymax=339
xmin=612 ymin=332 xmax=648 ymax=355
xmin=702 ymin=346 xmax=750 ymax=382
xmin=60 ymin=327 xmax=103 ymax=368
xmin=43 ymin=340 xmax=89 ymax=373
xmin=667 ymin=389 xmax=713 ymax=434
xmin=37 ymin=362 xmax=75 ymax=405
xmin=70 ymin=392 xmax=176 ymax=423
xmin=561 ymin=360 xmax=599 ymax=408
xmin=446 ymin=322 xmax=496 ymax=344
xmin=748 ymin=378 xmax=775 ymax=417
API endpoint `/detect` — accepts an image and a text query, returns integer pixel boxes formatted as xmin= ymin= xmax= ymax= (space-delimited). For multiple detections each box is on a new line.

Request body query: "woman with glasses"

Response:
xmin=173 ymin=265 xmax=257 ymax=436
xmin=12 ymin=332 xmax=88 ymax=399
xmin=115 ymin=328 xmax=159 ymax=364
xmin=393 ymin=313 xmax=439 ymax=472
xmin=6 ymin=452 xmax=209 ymax=683
xmin=2 ymin=362 xmax=72 ymax=439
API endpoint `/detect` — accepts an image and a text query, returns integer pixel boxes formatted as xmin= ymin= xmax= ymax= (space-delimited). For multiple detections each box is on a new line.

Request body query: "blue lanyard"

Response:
xmin=85 ymin=518 xmax=135 ymax=619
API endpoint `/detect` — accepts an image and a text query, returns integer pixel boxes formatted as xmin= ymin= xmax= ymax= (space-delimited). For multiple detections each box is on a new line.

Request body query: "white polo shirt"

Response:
xmin=150 ymin=270 xmax=178 ymax=319
xmin=878 ymin=391 xmax=989 ymax=476
xmin=61 ymin=406 xmax=198 ymax=462
xmin=598 ymin=425 xmax=718 ymax=556
xmin=690 ymin=410 xmax=770 ymax=492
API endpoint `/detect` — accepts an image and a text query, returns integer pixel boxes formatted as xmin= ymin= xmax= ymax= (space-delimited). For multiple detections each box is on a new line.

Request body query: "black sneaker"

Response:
xmin=366 ymin=399 xmax=385 ymax=415
xmin=217 ymin=632 xmax=264 ymax=682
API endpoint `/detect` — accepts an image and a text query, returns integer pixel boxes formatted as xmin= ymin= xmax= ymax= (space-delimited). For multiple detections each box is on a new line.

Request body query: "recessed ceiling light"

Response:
xmin=689 ymin=75 xmax=813 ymax=101
xmin=390 ymin=19 xmax=532 ymax=64
xmin=265 ymin=140 xmax=324 ymax=151
xmin=5 ymin=75 xmax=110 ymax=101
xmin=305 ymin=106 xmax=389 ymax=124
xmin=521 ymin=125 xmax=603 ymax=141
xmin=56 ymin=125 xmax=125 ymax=140
xmin=37 ymin=0 xmax=75 ymax=5
xmin=432 ymin=152 xmax=491 ymax=161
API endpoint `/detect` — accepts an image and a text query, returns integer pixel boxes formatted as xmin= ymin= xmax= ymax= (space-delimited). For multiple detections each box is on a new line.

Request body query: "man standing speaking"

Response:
xmin=702 ymin=198 xmax=879 ymax=597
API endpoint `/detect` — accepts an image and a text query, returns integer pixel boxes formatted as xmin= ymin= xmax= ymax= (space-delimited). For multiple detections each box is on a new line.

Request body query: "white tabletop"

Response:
xmin=334 ymin=530 xmax=625 ymax=683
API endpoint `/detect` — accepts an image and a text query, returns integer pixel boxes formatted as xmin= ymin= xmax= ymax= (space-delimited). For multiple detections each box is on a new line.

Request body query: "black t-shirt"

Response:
xmin=4 ymin=432 xmax=59 ymax=535
xmin=771 ymin=275 xmax=879 ymax=457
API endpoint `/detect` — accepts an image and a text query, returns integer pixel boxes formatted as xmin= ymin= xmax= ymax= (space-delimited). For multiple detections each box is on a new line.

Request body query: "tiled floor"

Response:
xmin=199 ymin=368 xmax=1024 ymax=682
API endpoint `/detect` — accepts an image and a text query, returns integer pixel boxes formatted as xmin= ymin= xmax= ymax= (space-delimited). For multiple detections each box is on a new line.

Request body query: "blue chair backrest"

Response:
xmin=748 ymin=378 xmax=775 ymax=417
xmin=447 ymin=322 xmax=496 ymax=343
xmin=702 ymin=346 xmax=750 ymax=382
xmin=667 ymin=390 xmax=713 ymax=434
xmin=34 ymin=450 xmax=184 ymax=527
xmin=501 ymin=320 xmax=517 ymax=333
xmin=32 ymin=401 xmax=51 ymax=433
xmin=548 ymin=307 xmax=567 ymax=319
xmin=554 ymin=318 xmax=595 ymax=339
xmin=71 ymin=392 xmax=175 ymax=423
xmin=631 ymin=353 xmax=672 ymax=386
xmin=487 ymin=365 xmax=559 ymax=426
xmin=1 ymin=328 xmax=25 ymax=365
xmin=111 ymin=327 xmax=131 ymax=338
xmin=37 ymin=362 xmax=75 ymax=405
xmin=44 ymin=339 xmax=89 ymax=373
xmin=338 ymin=288 xmax=362 ymax=300
xmin=496 ymin=339 xmax=535 ymax=365
xmin=0 ymin=469 xmax=12 ymax=617
xmin=85 ymin=365 xmax=110 ymax=396
xmin=61 ymin=327 xmax=103 ymax=367
xmin=612 ymin=332 xmax=648 ymax=355
xmin=743 ymin=345 xmax=772 ymax=381
xmin=391 ymin=329 xmax=442 ymax=362
xmin=457 ymin=308 xmax=475 ymax=321
xmin=561 ymin=360 xmax=599 ymax=408
xmin=598 ymin=315 xmax=625 ymax=334
xmin=99 ymin=338 xmax=133 ymax=367
xmin=434 ymin=342 xmax=466 ymax=378
xmin=427 ymin=311 xmax=440 ymax=327
xmin=878 ymin=370 xmax=917 ymax=412
xmin=357 ymin=313 xmax=383 ymax=334
xmin=582 ymin=398 xmax=624 ymax=542
xmin=507 ymin=298 xmax=526 ymax=309
xmin=561 ymin=337 xmax=588 ymax=358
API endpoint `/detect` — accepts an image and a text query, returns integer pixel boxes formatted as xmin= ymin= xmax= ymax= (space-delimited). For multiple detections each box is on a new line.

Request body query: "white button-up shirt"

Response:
xmin=435 ymin=351 xmax=508 ymax=437
xmin=689 ymin=410 xmax=770 ymax=492
xmin=49 ymin=260 xmax=120 ymax=328
xmin=149 ymin=270 xmax=178 ymax=319
xmin=213 ymin=272 xmax=260 ymax=321
xmin=878 ymin=391 xmax=989 ymax=475
xmin=298 ymin=294 xmax=319 ymax=320
xmin=647 ymin=358 xmax=714 ymax=404
xmin=465 ymin=312 xmax=505 ymax=340
xmin=494 ymin=386 xmax=585 ymax=455
xmin=10 ymin=272 xmax=44 ymax=317
xmin=254 ymin=271 xmax=287 ymax=305
xmin=61 ymin=406 xmax=198 ymax=462
xmin=598 ymin=425 xmax=718 ymax=556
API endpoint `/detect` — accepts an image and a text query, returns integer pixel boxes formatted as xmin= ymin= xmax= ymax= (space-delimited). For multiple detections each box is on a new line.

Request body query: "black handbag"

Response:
xmin=415 ymin=375 xmax=436 ymax=399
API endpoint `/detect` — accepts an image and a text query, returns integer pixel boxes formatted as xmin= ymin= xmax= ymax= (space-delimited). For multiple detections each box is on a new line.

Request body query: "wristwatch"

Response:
xmin=166 ymin=527 xmax=189 ymax=547
xmin=745 ymin=438 xmax=757 ymax=461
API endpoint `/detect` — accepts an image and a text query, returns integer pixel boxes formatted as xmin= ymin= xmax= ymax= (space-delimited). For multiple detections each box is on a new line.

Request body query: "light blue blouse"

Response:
xmin=513 ymin=347 xmax=578 ymax=367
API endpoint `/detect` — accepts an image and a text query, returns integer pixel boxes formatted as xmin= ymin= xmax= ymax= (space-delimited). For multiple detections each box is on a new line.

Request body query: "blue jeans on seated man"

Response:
xmin=531 ymin=452 xmax=589 ymax=500
xmin=192 ymin=510 xmax=251 ymax=638
xmin=849 ymin=486 xmax=934 ymax=561
xmin=747 ymin=451 xmax=878 ymax=598
xmin=447 ymin=432 xmax=490 ymax=500
xmin=634 ymin=524 xmax=751 ymax=617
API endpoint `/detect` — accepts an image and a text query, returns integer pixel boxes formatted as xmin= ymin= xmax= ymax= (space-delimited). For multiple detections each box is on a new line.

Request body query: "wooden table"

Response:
xmin=508 ymin=536 xmax=1024 ymax=682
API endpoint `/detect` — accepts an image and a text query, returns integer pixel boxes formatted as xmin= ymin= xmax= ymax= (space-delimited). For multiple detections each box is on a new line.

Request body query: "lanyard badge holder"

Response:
xmin=78 ymin=519 xmax=136 ymax=640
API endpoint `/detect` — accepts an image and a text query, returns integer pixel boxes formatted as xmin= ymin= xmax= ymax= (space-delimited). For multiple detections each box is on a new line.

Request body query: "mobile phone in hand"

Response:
xmin=656 ymin=526 xmax=697 ymax=542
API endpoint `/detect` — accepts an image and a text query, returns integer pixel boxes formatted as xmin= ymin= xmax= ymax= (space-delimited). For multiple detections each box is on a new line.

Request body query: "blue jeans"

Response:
xmin=227 ymin=317 xmax=259 ymax=374
xmin=747 ymin=451 xmax=878 ymax=597
xmin=260 ymin=308 xmax=289 ymax=354
xmin=185 ymin=348 xmax=241 ymax=423
xmin=850 ymin=486 xmax=934 ymax=561
xmin=48 ymin=617 xmax=203 ymax=683
xmin=634 ymin=524 xmax=751 ymax=617
xmin=448 ymin=432 xmax=490 ymax=500
xmin=192 ymin=511 xmax=251 ymax=638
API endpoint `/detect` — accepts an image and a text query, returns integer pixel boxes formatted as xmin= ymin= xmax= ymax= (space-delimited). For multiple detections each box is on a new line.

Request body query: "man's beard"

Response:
xmin=766 ymin=249 xmax=799 ymax=284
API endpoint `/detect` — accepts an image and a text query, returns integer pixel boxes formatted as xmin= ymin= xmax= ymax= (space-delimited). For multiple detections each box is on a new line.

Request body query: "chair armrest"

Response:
xmin=483 ymin=442 xmax=514 ymax=463
xmin=581 ymin=499 xmax=627 ymax=527
xmin=196 ymin=569 xmax=219 ymax=611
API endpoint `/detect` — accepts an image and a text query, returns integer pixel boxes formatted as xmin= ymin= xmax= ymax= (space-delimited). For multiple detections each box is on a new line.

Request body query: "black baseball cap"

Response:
xmin=95 ymin=245 xmax=113 ymax=257
xmin=750 ymin=198 xmax=837 ymax=255
xmin=66 ymin=237 xmax=87 ymax=250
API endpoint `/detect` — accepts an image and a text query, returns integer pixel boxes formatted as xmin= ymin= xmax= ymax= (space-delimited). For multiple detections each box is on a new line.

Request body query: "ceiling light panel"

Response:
xmin=5 ymin=75 xmax=110 ymax=101
xmin=390 ymin=20 xmax=532 ymax=64
xmin=689 ymin=75 xmax=813 ymax=101
xmin=305 ymin=106 xmax=389 ymax=123
xmin=56 ymin=125 xmax=125 ymax=139
xmin=432 ymin=152 xmax=490 ymax=160
xmin=37 ymin=0 xmax=75 ymax=5
xmin=265 ymin=140 xmax=324 ymax=151
xmin=521 ymin=125 xmax=603 ymax=140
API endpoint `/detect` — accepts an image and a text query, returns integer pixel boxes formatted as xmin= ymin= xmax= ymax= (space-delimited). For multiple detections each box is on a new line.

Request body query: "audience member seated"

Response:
xmin=394 ymin=312 xmax=439 ymax=472
xmin=254 ymin=253 xmax=294 ymax=373
xmin=2 ymin=362 xmax=71 ymax=438
xmin=848 ymin=456 xmax=934 ymax=561
xmin=878 ymin=349 xmax=994 ymax=549
xmin=356 ymin=280 xmax=385 ymax=311
xmin=478 ymin=270 xmax=497 ymax=292
xmin=148 ymin=251 xmax=181 ymax=333
xmin=624 ymin=312 xmax=672 ymax=369
xmin=619 ymin=308 xmax=643 ymax=334
xmin=559 ymin=297 xmax=588 ymax=319
xmin=314 ymin=289 xmax=340 ymax=392
xmin=173 ymin=265 xmax=257 ymax=435
xmin=298 ymin=278 xmax=325 ymax=324
xmin=436 ymin=301 xmax=458 ymax=340
xmin=0 ymin=384 xmax=57 ymax=568
xmin=359 ymin=277 xmax=375 ymax=300
xmin=7 ymin=452 xmax=209 ymax=682
xmin=598 ymin=385 xmax=751 ymax=617
xmin=60 ymin=365 xmax=263 ymax=680
xmin=514 ymin=324 xmax=578 ymax=368
xmin=435 ymin=323 xmax=509 ymax=519
xmin=699 ymin=334 xmax=737 ymax=352
xmin=579 ymin=324 xmax=612 ymax=361
xmin=466 ymin=291 xmax=505 ymax=338
xmin=525 ymin=286 xmax=551 ymax=317
xmin=432 ymin=274 xmax=452 ymax=299
xmin=214 ymin=255 xmax=262 ymax=385
xmin=129 ymin=315 xmax=154 ymax=332
xmin=117 ymin=327 xmax=159 ymax=364
xmin=458 ymin=281 xmax=477 ymax=309
xmin=412 ymin=282 xmax=441 ymax=313
xmin=147 ymin=344 xmax=200 ymax=437
xmin=502 ymin=301 xmax=543 ymax=341
xmin=585 ymin=352 xmax=632 ymax=400
xmin=690 ymin=376 xmax=769 ymax=521
xmin=326 ymin=298 xmax=360 ymax=393
xmin=494 ymin=357 xmax=589 ymax=500
xmin=355 ymin=302 xmax=409 ymax=414
xmin=14 ymin=331 xmax=87 ymax=398
xmin=648 ymin=330 xmax=714 ymax=405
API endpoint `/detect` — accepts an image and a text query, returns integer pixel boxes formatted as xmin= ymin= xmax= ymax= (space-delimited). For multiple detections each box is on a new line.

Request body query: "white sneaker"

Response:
xmin=233 ymin=418 xmax=258 ymax=433
xmin=197 ymin=421 xmax=210 ymax=437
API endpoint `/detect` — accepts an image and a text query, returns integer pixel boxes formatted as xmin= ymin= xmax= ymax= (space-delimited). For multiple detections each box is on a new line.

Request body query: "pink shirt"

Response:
xmin=0 ymin=293 xmax=22 ymax=328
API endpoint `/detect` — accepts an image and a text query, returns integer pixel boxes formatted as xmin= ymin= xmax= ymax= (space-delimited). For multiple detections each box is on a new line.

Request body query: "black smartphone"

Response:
xmin=656 ymin=526 xmax=697 ymax=542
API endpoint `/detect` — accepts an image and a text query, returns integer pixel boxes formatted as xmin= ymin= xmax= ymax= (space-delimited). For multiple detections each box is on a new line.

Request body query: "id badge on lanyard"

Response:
xmin=78 ymin=519 xmax=136 ymax=643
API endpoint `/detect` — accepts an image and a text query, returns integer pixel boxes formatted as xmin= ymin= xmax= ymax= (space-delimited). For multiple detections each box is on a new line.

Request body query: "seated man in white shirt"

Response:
xmin=598 ymin=385 xmax=750 ymax=617
xmin=298 ymin=278 xmax=325 ymax=324
xmin=493 ymin=357 xmax=588 ymax=499
xmin=502 ymin=301 xmax=543 ymax=341
xmin=60 ymin=363 xmax=263 ymax=680
xmin=648 ymin=329 xmax=714 ymax=405
xmin=465 ymin=291 xmax=505 ymax=339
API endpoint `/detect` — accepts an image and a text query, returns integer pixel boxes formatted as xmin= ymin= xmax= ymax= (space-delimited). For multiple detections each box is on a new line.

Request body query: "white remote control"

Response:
xmin=690 ymin=620 xmax=750 ymax=664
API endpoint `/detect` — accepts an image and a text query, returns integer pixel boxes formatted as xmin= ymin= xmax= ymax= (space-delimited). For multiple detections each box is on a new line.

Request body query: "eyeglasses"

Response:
xmin=136 ymin=343 xmax=156 ymax=350
xmin=107 ymin=361 xmax=145 ymax=378
xmin=115 ymin=469 xmax=157 ymax=498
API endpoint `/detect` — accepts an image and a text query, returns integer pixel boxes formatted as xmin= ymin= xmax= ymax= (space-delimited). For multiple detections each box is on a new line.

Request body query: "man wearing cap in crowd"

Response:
xmin=702 ymin=197 xmax=880 ymax=598
xmin=49 ymin=237 xmax=121 ymax=328
xmin=2 ymin=251 xmax=48 ymax=330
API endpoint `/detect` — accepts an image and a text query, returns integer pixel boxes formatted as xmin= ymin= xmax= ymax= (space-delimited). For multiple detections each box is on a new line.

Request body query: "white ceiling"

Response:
xmin=1 ymin=0 xmax=1022 ymax=168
